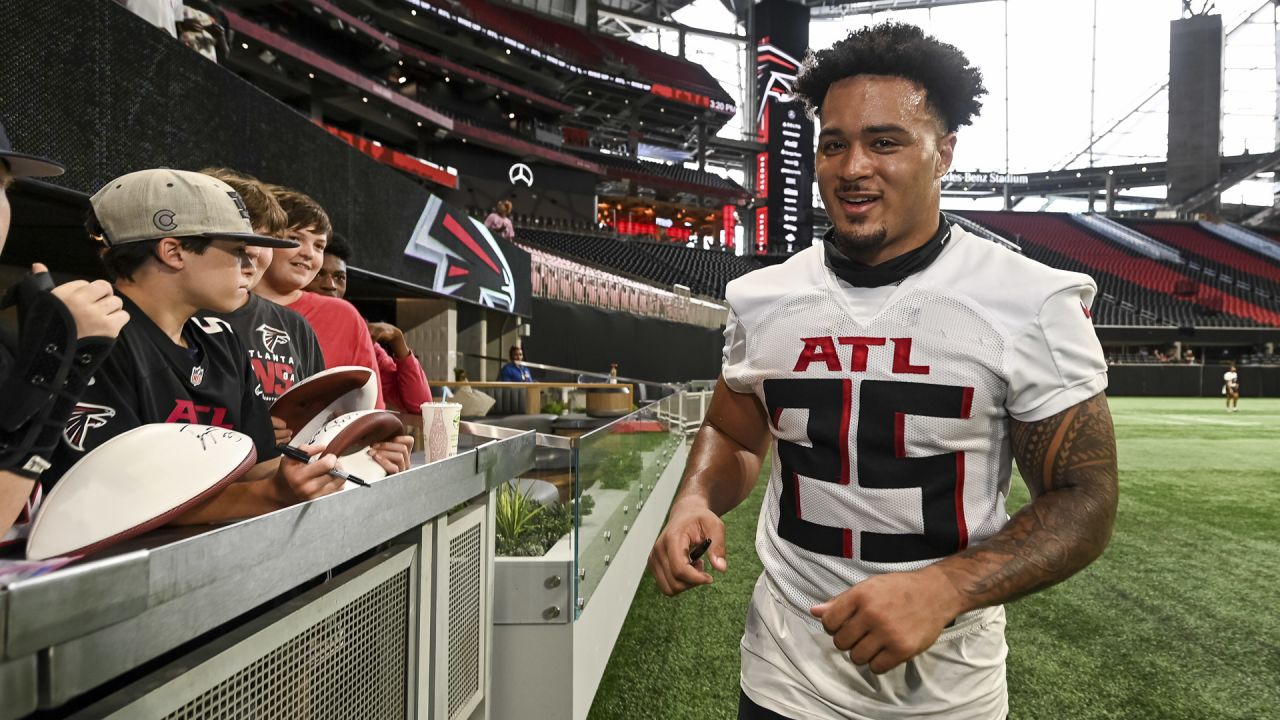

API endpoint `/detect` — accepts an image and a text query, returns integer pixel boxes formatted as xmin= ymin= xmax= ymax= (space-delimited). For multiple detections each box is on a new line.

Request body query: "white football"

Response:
xmin=270 ymin=366 xmax=377 ymax=446
xmin=305 ymin=410 xmax=405 ymax=489
xmin=26 ymin=424 xmax=258 ymax=560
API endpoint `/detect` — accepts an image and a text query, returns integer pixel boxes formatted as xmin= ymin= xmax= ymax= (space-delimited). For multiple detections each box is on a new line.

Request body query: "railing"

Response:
xmin=943 ymin=211 xmax=1021 ymax=253
xmin=1073 ymin=213 xmax=1184 ymax=264
xmin=0 ymin=388 xmax=717 ymax=720
xmin=1201 ymin=221 xmax=1280 ymax=264
xmin=487 ymin=388 xmax=712 ymax=720
xmin=0 ymin=428 xmax=535 ymax=719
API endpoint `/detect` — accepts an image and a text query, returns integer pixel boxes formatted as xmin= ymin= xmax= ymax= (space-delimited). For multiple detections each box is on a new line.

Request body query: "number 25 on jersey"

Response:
xmin=763 ymin=377 xmax=973 ymax=564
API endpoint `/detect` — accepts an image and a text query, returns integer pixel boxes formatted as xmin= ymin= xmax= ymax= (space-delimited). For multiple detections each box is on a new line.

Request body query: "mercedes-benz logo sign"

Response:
xmin=508 ymin=163 xmax=534 ymax=187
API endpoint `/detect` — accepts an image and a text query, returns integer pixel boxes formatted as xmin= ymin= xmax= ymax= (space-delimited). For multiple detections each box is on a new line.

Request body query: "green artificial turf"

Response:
xmin=588 ymin=397 xmax=1280 ymax=720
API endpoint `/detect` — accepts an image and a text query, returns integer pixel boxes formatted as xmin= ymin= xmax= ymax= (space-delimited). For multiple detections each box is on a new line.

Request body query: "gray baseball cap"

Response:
xmin=90 ymin=168 xmax=299 ymax=248
xmin=0 ymin=119 xmax=64 ymax=178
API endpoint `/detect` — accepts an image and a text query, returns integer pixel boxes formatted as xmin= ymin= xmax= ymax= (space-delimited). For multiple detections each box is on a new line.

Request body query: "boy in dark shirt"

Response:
xmin=48 ymin=168 xmax=409 ymax=522
xmin=198 ymin=168 xmax=325 ymax=407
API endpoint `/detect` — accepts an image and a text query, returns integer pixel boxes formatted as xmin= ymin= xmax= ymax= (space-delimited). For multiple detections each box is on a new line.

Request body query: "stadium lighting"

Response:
xmin=1076 ymin=172 xmax=1082 ymax=178
xmin=587 ymin=91 xmax=592 ymax=96
xmin=506 ymin=49 xmax=511 ymax=55
xmin=445 ymin=77 xmax=450 ymax=82
xmin=398 ymin=60 xmax=404 ymax=66
xmin=509 ymin=113 xmax=515 ymax=119
xmin=411 ymin=9 xmax=417 ymax=15
xmin=308 ymin=73 xmax=315 ymax=79
xmin=362 ymin=96 xmax=369 ymax=102
xmin=1141 ymin=166 xmax=1148 ymax=172
xmin=241 ymin=43 xmax=249 ymax=50
xmin=398 ymin=76 xmax=407 ymax=84
xmin=417 ymin=121 xmax=423 ymax=126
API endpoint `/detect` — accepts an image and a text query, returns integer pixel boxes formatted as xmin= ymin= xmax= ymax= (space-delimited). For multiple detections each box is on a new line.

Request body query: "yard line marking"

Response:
xmin=1116 ymin=413 xmax=1261 ymax=427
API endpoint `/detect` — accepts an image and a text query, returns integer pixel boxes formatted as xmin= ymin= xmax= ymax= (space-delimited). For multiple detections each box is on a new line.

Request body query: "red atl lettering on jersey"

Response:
xmin=794 ymin=336 xmax=930 ymax=375
xmin=251 ymin=359 xmax=297 ymax=397
xmin=165 ymin=399 xmax=233 ymax=428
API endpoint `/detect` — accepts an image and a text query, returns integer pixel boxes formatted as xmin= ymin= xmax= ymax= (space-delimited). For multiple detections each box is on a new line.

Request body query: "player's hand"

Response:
xmin=367 ymin=435 xmax=414 ymax=475
xmin=274 ymin=443 xmax=343 ymax=502
xmin=810 ymin=565 xmax=965 ymax=674
xmin=36 ymin=263 xmax=130 ymax=340
xmin=271 ymin=416 xmax=293 ymax=446
xmin=647 ymin=498 xmax=728 ymax=596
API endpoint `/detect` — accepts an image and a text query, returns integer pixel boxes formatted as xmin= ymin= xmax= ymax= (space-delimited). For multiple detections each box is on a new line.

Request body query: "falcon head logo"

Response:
xmin=64 ymin=402 xmax=116 ymax=452
xmin=403 ymin=195 xmax=518 ymax=312
xmin=257 ymin=324 xmax=292 ymax=355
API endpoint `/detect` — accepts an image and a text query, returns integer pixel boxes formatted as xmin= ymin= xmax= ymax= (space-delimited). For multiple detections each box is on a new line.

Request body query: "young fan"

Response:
xmin=44 ymin=168 xmax=411 ymax=524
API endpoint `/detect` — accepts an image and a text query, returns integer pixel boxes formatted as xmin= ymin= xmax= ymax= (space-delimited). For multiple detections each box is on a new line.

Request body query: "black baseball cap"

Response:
xmin=0 ymin=119 xmax=64 ymax=179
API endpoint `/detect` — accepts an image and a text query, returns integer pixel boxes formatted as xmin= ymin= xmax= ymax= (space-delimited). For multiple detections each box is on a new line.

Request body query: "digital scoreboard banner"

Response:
xmin=754 ymin=0 xmax=813 ymax=256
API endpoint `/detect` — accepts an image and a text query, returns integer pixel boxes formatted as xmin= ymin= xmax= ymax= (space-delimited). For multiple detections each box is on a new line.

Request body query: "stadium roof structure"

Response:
xmin=594 ymin=0 xmax=993 ymax=28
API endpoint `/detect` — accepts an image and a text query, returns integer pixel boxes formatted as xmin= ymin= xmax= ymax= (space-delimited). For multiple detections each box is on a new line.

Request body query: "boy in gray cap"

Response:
xmin=43 ymin=168 xmax=410 ymax=523
xmin=0 ymin=120 xmax=130 ymax=544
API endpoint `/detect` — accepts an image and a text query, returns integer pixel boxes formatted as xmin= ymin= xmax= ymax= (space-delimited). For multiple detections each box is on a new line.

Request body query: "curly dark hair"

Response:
xmin=793 ymin=22 xmax=986 ymax=132
xmin=326 ymin=234 xmax=352 ymax=263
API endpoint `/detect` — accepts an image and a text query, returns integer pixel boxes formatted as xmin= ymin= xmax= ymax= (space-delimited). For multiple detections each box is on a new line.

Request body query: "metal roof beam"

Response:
xmin=809 ymin=0 xmax=996 ymax=19
xmin=597 ymin=7 xmax=747 ymax=44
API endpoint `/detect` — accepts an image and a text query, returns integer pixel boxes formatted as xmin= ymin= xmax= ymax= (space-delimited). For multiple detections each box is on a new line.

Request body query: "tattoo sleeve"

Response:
xmin=936 ymin=392 xmax=1119 ymax=610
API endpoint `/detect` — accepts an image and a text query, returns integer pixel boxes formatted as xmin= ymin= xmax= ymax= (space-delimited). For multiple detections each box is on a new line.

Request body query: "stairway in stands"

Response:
xmin=957 ymin=211 xmax=1279 ymax=327
xmin=1123 ymin=220 xmax=1280 ymax=312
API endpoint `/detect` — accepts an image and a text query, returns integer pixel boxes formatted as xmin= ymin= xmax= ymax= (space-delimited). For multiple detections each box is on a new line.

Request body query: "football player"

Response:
xmin=1223 ymin=363 xmax=1240 ymax=412
xmin=0 ymin=121 xmax=129 ymax=543
xmin=649 ymin=23 xmax=1118 ymax=719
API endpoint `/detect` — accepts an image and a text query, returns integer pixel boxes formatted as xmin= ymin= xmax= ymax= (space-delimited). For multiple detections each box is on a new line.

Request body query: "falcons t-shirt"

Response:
xmin=722 ymin=224 xmax=1108 ymax=625
xmin=45 ymin=294 xmax=276 ymax=489
xmin=205 ymin=294 xmax=325 ymax=406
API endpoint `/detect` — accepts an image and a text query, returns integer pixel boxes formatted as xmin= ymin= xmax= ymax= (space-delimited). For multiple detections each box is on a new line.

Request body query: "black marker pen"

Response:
xmin=275 ymin=444 xmax=372 ymax=488
xmin=688 ymin=537 xmax=712 ymax=565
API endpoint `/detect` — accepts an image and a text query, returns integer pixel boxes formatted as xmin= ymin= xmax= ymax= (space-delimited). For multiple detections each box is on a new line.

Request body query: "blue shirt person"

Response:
xmin=499 ymin=346 xmax=533 ymax=382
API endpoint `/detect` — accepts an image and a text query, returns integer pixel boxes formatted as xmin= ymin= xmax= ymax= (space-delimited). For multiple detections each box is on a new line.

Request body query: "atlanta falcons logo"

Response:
xmin=403 ymin=195 xmax=517 ymax=312
xmin=258 ymin=324 xmax=292 ymax=355
xmin=63 ymin=402 xmax=116 ymax=452
xmin=756 ymin=42 xmax=801 ymax=127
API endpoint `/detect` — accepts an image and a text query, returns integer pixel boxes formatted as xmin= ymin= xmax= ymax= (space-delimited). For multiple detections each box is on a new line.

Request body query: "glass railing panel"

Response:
xmin=574 ymin=396 xmax=683 ymax=614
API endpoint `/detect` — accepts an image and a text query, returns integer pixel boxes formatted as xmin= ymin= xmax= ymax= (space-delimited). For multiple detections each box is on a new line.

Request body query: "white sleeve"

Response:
xmin=1006 ymin=283 xmax=1109 ymax=422
xmin=721 ymin=310 xmax=752 ymax=394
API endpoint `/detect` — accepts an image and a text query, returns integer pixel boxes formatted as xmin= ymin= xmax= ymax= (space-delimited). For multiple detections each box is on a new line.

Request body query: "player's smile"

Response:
xmin=834 ymin=190 xmax=882 ymax=218
xmin=816 ymin=74 xmax=954 ymax=265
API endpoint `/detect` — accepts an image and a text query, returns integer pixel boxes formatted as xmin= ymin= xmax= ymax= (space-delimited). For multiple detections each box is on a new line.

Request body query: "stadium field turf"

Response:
xmin=589 ymin=397 xmax=1280 ymax=720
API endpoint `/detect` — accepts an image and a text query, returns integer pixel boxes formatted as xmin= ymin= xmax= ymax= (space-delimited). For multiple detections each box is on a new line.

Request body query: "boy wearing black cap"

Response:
xmin=45 ymin=168 xmax=410 ymax=523
xmin=0 ymin=121 xmax=130 ymax=543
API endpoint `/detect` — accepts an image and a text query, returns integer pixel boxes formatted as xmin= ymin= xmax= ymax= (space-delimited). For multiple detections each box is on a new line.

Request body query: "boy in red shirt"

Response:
xmin=252 ymin=187 xmax=385 ymax=409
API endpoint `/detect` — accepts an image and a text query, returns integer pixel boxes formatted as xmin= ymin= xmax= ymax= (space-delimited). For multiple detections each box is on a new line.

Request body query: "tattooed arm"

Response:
xmin=811 ymin=392 xmax=1118 ymax=673
xmin=937 ymin=391 xmax=1119 ymax=607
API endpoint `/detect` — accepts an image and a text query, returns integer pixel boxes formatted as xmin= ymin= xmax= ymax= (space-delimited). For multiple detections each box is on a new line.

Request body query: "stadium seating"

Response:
xmin=1124 ymin=220 xmax=1280 ymax=307
xmin=960 ymin=211 xmax=1280 ymax=327
xmin=516 ymin=228 xmax=757 ymax=298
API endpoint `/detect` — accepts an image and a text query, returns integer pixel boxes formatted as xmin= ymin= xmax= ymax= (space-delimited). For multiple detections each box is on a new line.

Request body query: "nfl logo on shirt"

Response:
xmin=190 ymin=366 xmax=205 ymax=386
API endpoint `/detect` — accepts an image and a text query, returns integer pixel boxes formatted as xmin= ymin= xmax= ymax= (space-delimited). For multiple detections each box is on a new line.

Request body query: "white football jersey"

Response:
xmin=722 ymin=225 xmax=1108 ymax=623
